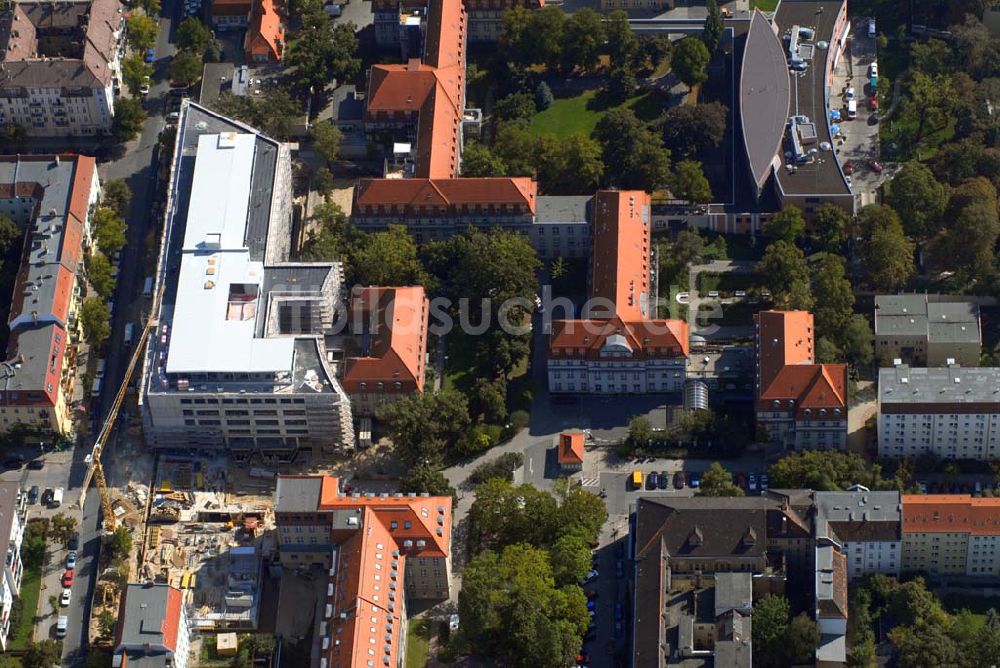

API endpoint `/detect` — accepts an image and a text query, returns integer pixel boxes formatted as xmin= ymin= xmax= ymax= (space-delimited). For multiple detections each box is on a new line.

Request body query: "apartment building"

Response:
xmin=548 ymin=191 xmax=689 ymax=395
xmin=754 ymin=311 xmax=848 ymax=450
xmin=373 ymin=0 xmax=543 ymax=49
xmin=0 ymin=0 xmax=124 ymax=136
xmin=341 ymin=286 xmax=429 ymax=416
xmin=874 ymin=294 xmax=981 ymax=367
xmin=815 ymin=491 xmax=901 ymax=579
xmin=113 ymin=583 xmax=191 ymax=668
xmin=901 ymin=495 xmax=1000 ymax=577
xmin=142 ymin=103 xmax=354 ymax=459
xmin=814 ymin=541 xmax=848 ymax=667
xmin=877 ymin=364 xmax=1000 ymax=460
xmin=0 ymin=154 xmax=100 ymax=437
xmin=0 ymin=482 xmax=25 ymax=651
xmin=275 ymin=475 xmax=452 ymax=666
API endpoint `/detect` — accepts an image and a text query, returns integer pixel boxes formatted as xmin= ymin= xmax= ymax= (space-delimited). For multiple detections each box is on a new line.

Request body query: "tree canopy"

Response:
xmin=671 ymin=38 xmax=711 ymax=87
xmin=768 ymin=450 xmax=894 ymax=491
xmin=658 ymin=102 xmax=728 ymax=160
xmin=348 ymin=226 xmax=426 ymax=286
xmin=764 ymin=206 xmax=805 ymax=242
xmin=86 ymin=253 xmax=116 ymax=300
xmin=697 ymin=462 xmax=744 ymax=497
xmin=671 ymin=160 xmax=713 ymax=203
xmin=399 ymin=465 xmax=456 ymax=499
xmin=376 ymin=389 xmax=471 ymax=466
xmin=310 ymin=120 xmax=343 ymax=164
xmin=810 ymin=203 xmax=850 ymax=252
xmin=126 ymin=15 xmax=159 ymax=51
xmin=122 ymin=54 xmax=153 ymax=96
xmin=858 ymin=204 xmax=915 ymax=291
xmin=102 ymin=179 xmax=132 ymax=217
xmin=593 ymin=108 xmax=671 ymax=191
xmin=757 ymin=240 xmax=813 ymax=310
xmin=113 ymin=97 xmax=146 ymax=143
xmin=702 ymin=0 xmax=724 ymax=52
xmin=176 ymin=17 xmax=213 ymax=54
xmin=455 ymin=544 xmax=589 ymax=668
xmin=884 ymin=160 xmax=949 ymax=238
xmin=168 ymin=50 xmax=203 ymax=87
xmin=285 ymin=13 xmax=360 ymax=95
xmin=91 ymin=207 xmax=127 ymax=256
xmin=79 ymin=298 xmax=111 ymax=348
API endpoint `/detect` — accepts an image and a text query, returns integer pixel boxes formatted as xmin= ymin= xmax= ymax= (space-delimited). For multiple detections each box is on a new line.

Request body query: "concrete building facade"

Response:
xmin=0 ymin=482 xmax=25 ymax=650
xmin=874 ymin=294 xmax=982 ymax=367
xmin=815 ymin=490 xmax=901 ymax=580
xmin=877 ymin=365 xmax=1000 ymax=460
xmin=0 ymin=0 xmax=124 ymax=136
xmin=901 ymin=495 xmax=1000 ymax=577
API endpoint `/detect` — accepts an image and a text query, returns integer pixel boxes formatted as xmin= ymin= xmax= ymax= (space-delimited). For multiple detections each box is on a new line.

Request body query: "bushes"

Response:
xmin=467 ymin=452 xmax=525 ymax=485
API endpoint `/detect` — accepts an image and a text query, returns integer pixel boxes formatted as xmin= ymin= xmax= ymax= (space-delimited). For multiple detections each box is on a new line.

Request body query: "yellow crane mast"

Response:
xmin=79 ymin=319 xmax=153 ymax=531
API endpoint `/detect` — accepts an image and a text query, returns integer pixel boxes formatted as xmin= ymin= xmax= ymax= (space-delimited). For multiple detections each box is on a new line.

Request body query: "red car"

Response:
xmin=868 ymin=159 xmax=884 ymax=173
xmin=61 ymin=570 xmax=73 ymax=588
xmin=843 ymin=161 xmax=854 ymax=175
xmin=869 ymin=96 xmax=879 ymax=111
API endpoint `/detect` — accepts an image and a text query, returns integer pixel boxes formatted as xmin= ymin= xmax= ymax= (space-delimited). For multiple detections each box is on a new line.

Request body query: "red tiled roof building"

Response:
xmin=548 ymin=191 xmax=690 ymax=395
xmin=275 ymin=475 xmax=453 ymax=667
xmin=753 ymin=310 xmax=847 ymax=450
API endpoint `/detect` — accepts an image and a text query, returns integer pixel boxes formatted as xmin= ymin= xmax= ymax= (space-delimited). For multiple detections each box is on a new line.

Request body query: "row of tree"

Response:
xmin=80 ymin=180 xmax=132 ymax=351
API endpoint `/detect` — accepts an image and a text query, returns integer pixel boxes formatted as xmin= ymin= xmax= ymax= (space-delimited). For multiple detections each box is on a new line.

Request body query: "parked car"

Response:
xmin=688 ymin=472 xmax=700 ymax=488
xmin=614 ymin=621 xmax=624 ymax=639
xmin=842 ymin=160 xmax=853 ymax=175
xmin=760 ymin=474 xmax=769 ymax=491
xmin=60 ymin=588 xmax=72 ymax=606
xmin=66 ymin=551 xmax=77 ymax=570
xmin=27 ymin=486 xmax=39 ymax=504
xmin=647 ymin=472 xmax=659 ymax=489
xmin=139 ymin=77 xmax=150 ymax=96
xmin=614 ymin=601 xmax=624 ymax=621
xmin=844 ymin=86 xmax=855 ymax=100
xmin=26 ymin=459 xmax=43 ymax=470
xmin=61 ymin=570 xmax=74 ymax=588
xmin=41 ymin=488 xmax=54 ymax=506
xmin=586 ymin=599 xmax=597 ymax=610
xmin=868 ymin=159 xmax=883 ymax=173
xmin=615 ymin=560 xmax=624 ymax=578
xmin=658 ymin=471 xmax=669 ymax=489
xmin=585 ymin=589 xmax=599 ymax=599
xmin=67 ymin=533 xmax=80 ymax=551
xmin=56 ymin=615 xmax=68 ymax=638
xmin=869 ymin=61 xmax=878 ymax=77
xmin=144 ymin=47 xmax=156 ymax=63
xmin=869 ymin=96 xmax=879 ymax=111
xmin=748 ymin=473 xmax=757 ymax=492
xmin=583 ymin=569 xmax=599 ymax=583
xmin=673 ymin=472 xmax=685 ymax=489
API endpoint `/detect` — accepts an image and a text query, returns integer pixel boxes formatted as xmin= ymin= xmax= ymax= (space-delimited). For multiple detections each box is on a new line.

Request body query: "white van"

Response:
xmin=846 ymin=99 xmax=857 ymax=119
xmin=50 ymin=487 xmax=64 ymax=507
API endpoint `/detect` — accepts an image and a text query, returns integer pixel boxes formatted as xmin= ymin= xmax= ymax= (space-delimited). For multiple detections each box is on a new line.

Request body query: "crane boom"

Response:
xmin=78 ymin=319 xmax=153 ymax=530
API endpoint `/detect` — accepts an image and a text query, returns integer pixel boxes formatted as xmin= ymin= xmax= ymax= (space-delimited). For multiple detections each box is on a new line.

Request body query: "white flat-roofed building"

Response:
xmin=877 ymin=364 xmax=1000 ymax=460
xmin=142 ymin=102 xmax=353 ymax=460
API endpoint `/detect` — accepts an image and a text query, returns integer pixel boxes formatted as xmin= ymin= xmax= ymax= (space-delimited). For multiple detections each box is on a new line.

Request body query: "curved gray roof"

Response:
xmin=740 ymin=11 xmax=791 ymax=191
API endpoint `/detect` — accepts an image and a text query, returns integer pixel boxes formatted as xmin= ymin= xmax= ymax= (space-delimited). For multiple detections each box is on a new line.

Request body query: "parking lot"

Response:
xmin=831 ymin=17 xmax=885 ymax=203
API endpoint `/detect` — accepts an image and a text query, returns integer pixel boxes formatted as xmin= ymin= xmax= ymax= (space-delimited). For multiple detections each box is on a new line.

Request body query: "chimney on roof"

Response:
xmin=406 ymin=58 xmax=420 ymax=72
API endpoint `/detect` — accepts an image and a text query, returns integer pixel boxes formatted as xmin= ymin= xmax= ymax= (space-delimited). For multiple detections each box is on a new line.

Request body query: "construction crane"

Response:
xmin=78 ymin=319 xmax=153 ymax=532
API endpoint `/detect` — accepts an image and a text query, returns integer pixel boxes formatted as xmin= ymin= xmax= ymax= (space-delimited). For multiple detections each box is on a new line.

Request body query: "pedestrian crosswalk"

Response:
xmin=579 ymin=476 xmax=601 ymax=488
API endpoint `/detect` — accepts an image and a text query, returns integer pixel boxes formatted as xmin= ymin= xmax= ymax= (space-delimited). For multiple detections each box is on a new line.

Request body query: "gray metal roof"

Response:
xmin=275 ymin=475 xmax=322 ymax=512
xmin=739 ymin=10 xmax=790 ymax=190
xmin=874 ymin=294 xmax=980 ymax=343
xmin=0 ymin=482 xmax=20 ymax=557
xmin=879 ymin=365 xmax=1000 ymax=406
xmin=714 ymin=572 xmax=753 ymax=616
xmin=119 ymin=582 xmax=176 ymax=648
xmin=535 ymin=195 xmax=591 ymax=224
xmin=815 ymin=490 xmax=900 ymax=542
xmin=773 ymin=0 xmax=853 ymax=197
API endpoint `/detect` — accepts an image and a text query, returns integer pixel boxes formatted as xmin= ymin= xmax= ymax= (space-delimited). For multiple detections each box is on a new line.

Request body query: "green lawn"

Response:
xmin=8 ymin=563 xmax=42 ymax=650
xmin=406 ymin=619 xmax=432 ymax=668
xmin=528 ymin=89 xmax=663 ymax=138
xmin=443 ymin=332 xmax=479 ymax=393
xmin=750 ymin=0 xmax=780 ymax=10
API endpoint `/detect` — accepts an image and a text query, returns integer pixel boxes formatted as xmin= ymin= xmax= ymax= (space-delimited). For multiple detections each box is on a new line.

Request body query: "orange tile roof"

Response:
xmin=245 ymin=0 xmax=285 ymax=62
xmin=754 ymin=310 xmax=847 ymax=416
xmin=548 ymin=316 xmax=689 ymax=359
xmin=163 ymin=587 xmax=183 ymax=651
xmin=902 ymin=495 xmax=1000 ymax=535
xmin=353 ymin=177 xmax=537 ymax=213
xmin=343 ymin=286 xmax=429 ymax=394
xmin=589 ymin=191 xmax=651 ymax=321
xmin=327 ymin=508 xmax=404 ymax=668
xmin=365 ymin=0 xmax=465 ymax=178
xmin=558 ymin=432 xmax=585 ymax=464
xmin=755 ymin=310 xmax=814 ymax=392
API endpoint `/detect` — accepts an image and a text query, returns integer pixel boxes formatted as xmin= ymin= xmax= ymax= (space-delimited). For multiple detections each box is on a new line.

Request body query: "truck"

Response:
xmin=50 ymin=487 xmax=64 ymax=507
